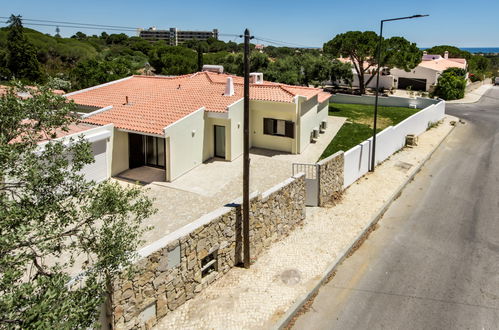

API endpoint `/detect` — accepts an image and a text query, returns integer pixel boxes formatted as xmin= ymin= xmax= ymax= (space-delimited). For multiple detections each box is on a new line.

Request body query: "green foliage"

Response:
xmin=383 ymin=37 xmax=422 ymax=71
xmin=330 ymin=59 xmax=353 ymax=85
xmin=0 ymin=83 xmax=155 ymax=328
xmin=263 ymin=46 xmax=295 ymax=58
xmin=70 ymin=57 xmax=137 ymax=90
xmin=468 ymin=55 xmax=490 ymax=76
xmin=444 ymin=67 xmax=467 ymax=77
xmin=424 ymin=45 xmax=472 ymax=60
xmin=323 ymin=31 xmax=421 ymax=93
xmin=432 ymin=68 xmax=467 ymax=100
xmin=5 ymin=15 xmax=43 ymax=82
xmin=264 ymin=56 xmax=301 ymax=85
xmin=148 ymin=44 xmax=198 ymax=75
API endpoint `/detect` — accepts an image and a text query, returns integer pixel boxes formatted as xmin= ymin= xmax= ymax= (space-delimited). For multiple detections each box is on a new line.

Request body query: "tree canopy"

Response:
xmin=424 ymin=45 xmax=472 ymax=60
xmin=0 ymin=83 xmax=155 ymax=328
xmin=323 ymin=31 xmax=421 ymax=94
xmin=5 ymin=15 xmax=42 ymax=82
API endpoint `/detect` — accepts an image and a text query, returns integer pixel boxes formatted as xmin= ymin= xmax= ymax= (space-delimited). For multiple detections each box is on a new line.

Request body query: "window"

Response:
xmin=201 ymin=250 xmax=217 ymax=278
xmin=263 ymin=118 xmax=294 ymax=138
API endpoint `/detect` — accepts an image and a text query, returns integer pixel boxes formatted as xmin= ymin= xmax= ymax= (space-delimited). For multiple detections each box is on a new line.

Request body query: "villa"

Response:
xmin=338 ymin=50 xmax=468 ymax=91
xmin=64 ymin=70 xmax=332 ymax=182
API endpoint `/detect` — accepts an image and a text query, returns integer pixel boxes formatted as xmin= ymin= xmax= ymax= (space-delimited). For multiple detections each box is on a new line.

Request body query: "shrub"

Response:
xmin=432 ymin=68 xmax=467 ymax=100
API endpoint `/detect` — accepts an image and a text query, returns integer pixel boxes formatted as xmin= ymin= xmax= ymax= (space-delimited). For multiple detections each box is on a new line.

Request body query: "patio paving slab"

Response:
xmin=120 ymin=116 xmax=345 ymax=248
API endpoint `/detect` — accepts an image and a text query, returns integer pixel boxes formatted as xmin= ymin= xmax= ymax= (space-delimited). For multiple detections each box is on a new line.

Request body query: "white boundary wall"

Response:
xmin=343 ymin=99 xmax=445 ymax=188
xmin=332 ymin=93 xmax=439 ymax=109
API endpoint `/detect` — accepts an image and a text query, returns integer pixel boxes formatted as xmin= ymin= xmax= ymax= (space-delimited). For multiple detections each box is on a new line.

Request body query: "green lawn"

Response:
xmin=319 ymin=103 xmax=420 ymax=160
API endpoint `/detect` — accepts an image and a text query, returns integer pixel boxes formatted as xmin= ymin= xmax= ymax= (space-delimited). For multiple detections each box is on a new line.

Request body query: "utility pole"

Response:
xmin=242 ymin=28 xmax=253 ymax=269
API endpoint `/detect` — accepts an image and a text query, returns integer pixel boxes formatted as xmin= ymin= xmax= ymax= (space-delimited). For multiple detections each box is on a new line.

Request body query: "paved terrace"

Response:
xmin=152 ymin=115 xmax=456 ymax=329
xmin=117 ymin=116 xmax=346 ymax=247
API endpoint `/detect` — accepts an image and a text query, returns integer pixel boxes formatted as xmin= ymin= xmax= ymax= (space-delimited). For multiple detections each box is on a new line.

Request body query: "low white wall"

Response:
xmin=351 ymin=74 xmax=394 ymax=89
xmin=343 ymin=100 xmax=445 ymax=188
xmin=332 ymin=93 xmax=439 ymax=109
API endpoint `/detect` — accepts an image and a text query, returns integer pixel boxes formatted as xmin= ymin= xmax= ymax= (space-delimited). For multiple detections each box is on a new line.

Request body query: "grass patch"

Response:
xmin=320 ymin=103 xmax=420 ymax=160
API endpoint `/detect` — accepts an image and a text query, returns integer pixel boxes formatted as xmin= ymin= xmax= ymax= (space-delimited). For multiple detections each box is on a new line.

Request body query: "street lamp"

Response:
xmin=370 ymin=14 xmax=429 ymax=172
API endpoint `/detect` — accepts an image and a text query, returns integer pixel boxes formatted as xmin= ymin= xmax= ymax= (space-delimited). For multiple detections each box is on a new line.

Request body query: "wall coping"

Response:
xmin=137 ymin=204 xmax=235 ymax=259
xmin=137 ymin=173 xmax=305 ymax=259
xmin=317 ymin=151 xmax=344 ymax=166
xmin=260 ymin=172 xmax=304 ymax=202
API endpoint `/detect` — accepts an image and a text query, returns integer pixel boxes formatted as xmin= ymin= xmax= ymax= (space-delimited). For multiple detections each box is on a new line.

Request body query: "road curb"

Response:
xmin=274 ymin=120 xmax=457 ymax=330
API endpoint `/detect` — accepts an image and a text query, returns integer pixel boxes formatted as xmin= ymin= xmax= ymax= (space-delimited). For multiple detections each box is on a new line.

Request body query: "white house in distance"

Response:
xmin=390 ymin=51 xmax=467 ymax=91
xmin=65 ymin=69 xmax=331 ymax=182
xmin=337 ymin=50 xmax=467 ymax=92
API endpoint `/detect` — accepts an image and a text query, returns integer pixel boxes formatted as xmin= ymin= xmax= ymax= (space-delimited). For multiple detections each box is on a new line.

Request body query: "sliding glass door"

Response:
xmin=129 ymin=133 xmax=165 ymax=169
xmin=145 ymin=136 xmax=165 ymax=168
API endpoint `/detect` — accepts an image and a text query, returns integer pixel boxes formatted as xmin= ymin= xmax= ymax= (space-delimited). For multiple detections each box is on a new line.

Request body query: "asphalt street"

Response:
xmin=293 ymin=86 xmax=499 ymax=330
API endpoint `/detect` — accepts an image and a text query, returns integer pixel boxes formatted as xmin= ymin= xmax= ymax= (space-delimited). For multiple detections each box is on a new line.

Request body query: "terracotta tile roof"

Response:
xmin=66 ymin=72 xmax=327 ymax=135
xmin=37 ymin=122 xmax=97 ymax=143
xmin=419 ymin=58 xmax=467 ymax=71
xmin=10 ymin=121 xmax=97 ymax=144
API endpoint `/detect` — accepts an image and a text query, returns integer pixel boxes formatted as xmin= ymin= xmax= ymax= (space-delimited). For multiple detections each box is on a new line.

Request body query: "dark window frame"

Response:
xmin=263 ymin=118 xmax=295 ymax=138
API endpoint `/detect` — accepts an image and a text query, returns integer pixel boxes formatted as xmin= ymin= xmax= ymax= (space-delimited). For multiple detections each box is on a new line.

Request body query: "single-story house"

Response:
xmin=337 ymin=51 xmax=467 ymax=91
xmin=390 ymin=51 xmax=467 ymax=91
xmin=65 ymin=71 xmax=331 ymax=182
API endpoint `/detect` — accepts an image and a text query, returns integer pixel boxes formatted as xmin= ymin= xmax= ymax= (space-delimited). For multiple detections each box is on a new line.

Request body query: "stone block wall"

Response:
xmin=111 ymin=173 xmax=306 ymax=329
xmin=249 ymin=175 xmax=306 ymax=258
xmin=318 ymin=151 xmax=344 ymax=206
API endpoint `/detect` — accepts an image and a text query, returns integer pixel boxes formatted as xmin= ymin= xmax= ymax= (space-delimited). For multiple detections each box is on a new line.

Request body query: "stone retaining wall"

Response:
xmin=317 ymin=151 xmax=344 ymax=206
xmin=111 ymin=173 xmax=306 ymax=329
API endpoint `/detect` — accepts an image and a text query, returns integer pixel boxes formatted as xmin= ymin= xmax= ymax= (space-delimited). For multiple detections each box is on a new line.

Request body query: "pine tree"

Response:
xmin=6 ymin=14 xmax=43 ymax=82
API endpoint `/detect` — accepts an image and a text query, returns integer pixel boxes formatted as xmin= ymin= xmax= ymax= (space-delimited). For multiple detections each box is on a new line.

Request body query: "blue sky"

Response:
xmin=2 ymin=0 xmax=499 ymax=47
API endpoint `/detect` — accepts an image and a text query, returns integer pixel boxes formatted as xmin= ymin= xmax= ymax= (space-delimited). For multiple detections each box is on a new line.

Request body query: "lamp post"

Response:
xmin=370 ymin=14 xmax=429 ymax=172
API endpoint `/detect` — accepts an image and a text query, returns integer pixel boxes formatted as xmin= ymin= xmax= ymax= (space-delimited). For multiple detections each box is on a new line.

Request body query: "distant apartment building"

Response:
xmin=138 ymin=27 xmax=218 ymax=45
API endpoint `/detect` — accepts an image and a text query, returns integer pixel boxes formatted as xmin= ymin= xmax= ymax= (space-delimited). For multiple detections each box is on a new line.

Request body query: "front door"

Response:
xmin=214 ymin=125 xmax=226 ymax=158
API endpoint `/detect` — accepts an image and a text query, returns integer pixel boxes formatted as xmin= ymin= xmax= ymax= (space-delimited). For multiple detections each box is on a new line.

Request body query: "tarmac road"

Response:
xmin=292 ymin=87 xmax=499 ymax=330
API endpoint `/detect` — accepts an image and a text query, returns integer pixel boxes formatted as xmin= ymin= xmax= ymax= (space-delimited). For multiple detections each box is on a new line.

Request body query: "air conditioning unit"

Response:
xmin=312 ymin=128 xmax=319 ymax=139
xmin=320 ymin=120 xmax=327 ymax=132
xmin=310 ymin=131 xmax=317 ymax=143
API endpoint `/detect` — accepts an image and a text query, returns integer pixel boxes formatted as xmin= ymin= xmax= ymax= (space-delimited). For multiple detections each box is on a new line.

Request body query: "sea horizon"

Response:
xmin=421 ymin=47 xmax=499 ymax=54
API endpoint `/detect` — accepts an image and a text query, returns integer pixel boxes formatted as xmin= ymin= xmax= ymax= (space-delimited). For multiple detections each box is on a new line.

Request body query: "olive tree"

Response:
xmin=0 ymin=83 xmax=155 ymax=328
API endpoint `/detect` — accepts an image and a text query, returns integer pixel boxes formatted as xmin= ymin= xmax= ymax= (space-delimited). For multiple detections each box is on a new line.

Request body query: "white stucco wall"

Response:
xmin=111 ymin=129 xmax=129 ymax=176
xmin=351 ymin=74 xmax=394 ymax=89
xmin=390 ymin=66 xmax=439 ymax=91
xmin=39 ymin=124 xmax=114 ymax=182
xmin=227 ymin=98 xmax=244 ymax=160
xmin=298 ymin=96 xmax=329 ymax=153
xmin=249 ymin=100 xmax=297 ymax=153
xmin=164 ymin=107 xmax=206 ymax=181
xmin=343 ymin=100 xmax=445 ymax=188
xmin=331 ymin=93 xmax=439 ymax=109
xmin=203 ymin=114 xmax=231 ymax=161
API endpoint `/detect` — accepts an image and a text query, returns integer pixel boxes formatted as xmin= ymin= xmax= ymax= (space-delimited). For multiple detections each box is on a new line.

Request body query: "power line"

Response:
xmin=0 ymin=21 xmax=137 ymax=32
xmin=0 ymin=16 xmax=315 ymax=47
xmin=254 ymin=35 xmax=314 ymax=48
xmin=0 ymin=16 xmax=138 ymax=30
